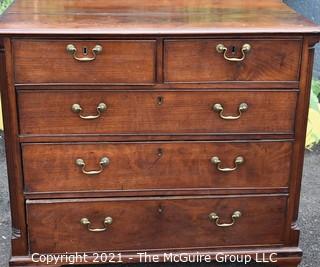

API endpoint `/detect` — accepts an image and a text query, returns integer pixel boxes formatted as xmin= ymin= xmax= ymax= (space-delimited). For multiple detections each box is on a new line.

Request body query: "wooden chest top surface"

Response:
xmin=0 ymin=0 xmax=320 ymax=35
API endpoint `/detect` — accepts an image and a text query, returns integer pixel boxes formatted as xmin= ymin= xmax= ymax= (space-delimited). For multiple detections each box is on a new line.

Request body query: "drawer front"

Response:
xmin=164 ymin=39 xmax=302 ymax=83
xmin=13 ymin=40 xmax=156 ymax=84
xmin=27 ymin=196 xmax=287 ymax=253
xmin=18 ymin=91 xmax=297 ymax=135
xmin=22 ymin=141 xmax=292 ymax=193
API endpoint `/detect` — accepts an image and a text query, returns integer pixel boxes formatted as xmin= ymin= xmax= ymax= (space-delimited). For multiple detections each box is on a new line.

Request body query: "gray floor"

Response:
xmin=0 ymin=132 xmax=319 ymax=267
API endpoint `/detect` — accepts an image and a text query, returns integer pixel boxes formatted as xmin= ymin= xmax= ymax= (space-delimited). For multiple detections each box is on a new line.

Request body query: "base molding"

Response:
xmin=10 ymin=247 xmax=302 ymax=266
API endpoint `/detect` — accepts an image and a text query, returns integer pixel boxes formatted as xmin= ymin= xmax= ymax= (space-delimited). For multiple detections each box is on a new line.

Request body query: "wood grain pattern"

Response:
xmin=165 ymin=39 xmax=302 ymax=82
xmin=18 ymin=135 xmax=295 ymax=143
xmin=22 ymin=141 xmax=293 ymax=193
xmin=0 ymin=1 xmax=319 ymax=266
xmin=284 ymin=38 xmax=317 ymax=246
xmin=27 ymin=195 xmax=287 ymax=253
xmin=0 ymin=38 xmax=28 ymax=255
xmin=13 ymin=40 xmax=156 ymax=84
xmin=0 ymin=0 xmax=319 ymax=35
xmin=18 ymin=90 xmax=297 ymax=135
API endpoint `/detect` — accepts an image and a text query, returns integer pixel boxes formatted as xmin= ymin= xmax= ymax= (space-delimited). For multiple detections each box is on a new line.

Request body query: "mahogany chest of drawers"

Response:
xmin=0 ymin=1 xmax=319 ymax=266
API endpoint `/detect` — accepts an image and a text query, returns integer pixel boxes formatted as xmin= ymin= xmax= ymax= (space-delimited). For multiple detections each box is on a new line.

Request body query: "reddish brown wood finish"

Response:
xmin=13 ymin=40 xmax=156 ymax=84
xmin=17 ymin=90 xmax=297 ymax=135
xmin=15 ymin=81 xmax=301 ymax=89
xmin=164 ymin=39 xmax=302 ymax=82
xmin=26 ymin=195 xmax=287 ymax=253
xmin=23 ymin=188 xmax=290 ymax=200
xmin=22 ymin=141 xmax=292 ymax=193
xmin=0 ymin=0 xmax=319 ymax=35
xmin=284 ymin=37 xmax=318 ymax=246
xmin=0 ymin=38 xmax=28 ymax=255
xmin=0 ymin=1 xmax=319 ymax=267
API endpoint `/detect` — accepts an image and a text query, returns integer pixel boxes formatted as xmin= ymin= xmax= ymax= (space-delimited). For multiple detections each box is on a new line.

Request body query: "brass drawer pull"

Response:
xmin=209 ymin=211 xmax=242 ymax=227
xmin=66 ymin=44 xmax=103 ymax=62
xmin=76 ymin=157 xmax=110 ymax=175
xmin=216 ymin=43 xmax=251 ymax=62
xmin=72 ymin=103 xmax=107 ymax=120
xmin=80 ymin=217 xmax=113 ymax=232
xmin=213 ymin=102 xmax=248 ymax=120
xmin=211 ymin=156 xmax=244 ymax=172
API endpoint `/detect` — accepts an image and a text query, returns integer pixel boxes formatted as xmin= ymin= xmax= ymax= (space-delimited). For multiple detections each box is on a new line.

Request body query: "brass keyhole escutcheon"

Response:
xmin=157 ymin=96 xmax=164 ymax=105
xmin=158 ymin=204 xmax=164 ymax=214
xmin=216 ymin=43 xmax=251 ymax=62
xmin=66 ymin=44 xmax=103 ymax=62
xmin=157 ymin=148 xmax=163 ymax=157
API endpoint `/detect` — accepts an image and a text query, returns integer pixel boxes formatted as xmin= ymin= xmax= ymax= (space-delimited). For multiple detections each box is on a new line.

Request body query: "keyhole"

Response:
xmin=157 ymin=148 xmax=163 ymax=157
xmin=231 ymin=46 xmax=236 ymax=54
xmin=157 ymin=96 xmax=164 ymax=105
xmin=158 ymin=205 xmax=164 ymax=213
xmin=83 ymin=47 xmax=88 ymax=55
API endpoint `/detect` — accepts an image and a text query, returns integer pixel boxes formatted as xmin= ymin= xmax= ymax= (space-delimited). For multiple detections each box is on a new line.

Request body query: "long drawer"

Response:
xmin=18 ymin=90 xmax=297 ymax=135
xmin=164 ymin=39 xmax=302 ymax=83
xmin=22 ymin=141 xmax=292 ymax=193
xmin=27 ymin=195 xmax=287 ymax=253
xmin=13 ymin=40 xmax=156 ymax=84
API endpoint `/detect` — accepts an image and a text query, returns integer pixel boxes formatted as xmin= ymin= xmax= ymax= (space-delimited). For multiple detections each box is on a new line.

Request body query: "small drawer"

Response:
xmin=27 ymin=195 xmax=287 ymax=253
xmin=22 ymin=141 xmax=292 ymax=193
xmin=18 ymin=90 xmax=297 ymax=135
xmin=13 ymin=40 xmax=156 ymax=84
xmin=164 ymin=39 xmax=302 ymax=83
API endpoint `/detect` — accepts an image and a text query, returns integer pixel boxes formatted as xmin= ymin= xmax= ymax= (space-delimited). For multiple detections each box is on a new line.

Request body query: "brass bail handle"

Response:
xmin=209 ymin=211 xmax=242 ymax=227
xmin=76 ymin=157 xmax=110 ymax=175
xmin=66 ymin=44 xmax=103 ymax=62
xmin=80 ymin=217 xmax=113 ymax=232
xmin=216 ymin=43 xmax=251 ymax=62
xmin=213 ymin=102 xmax=248 ymax=120
xmin=211 ymin=156 xmax=244 ymax=172
xmin=71 ymin=103 xmax=107 ymax=120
